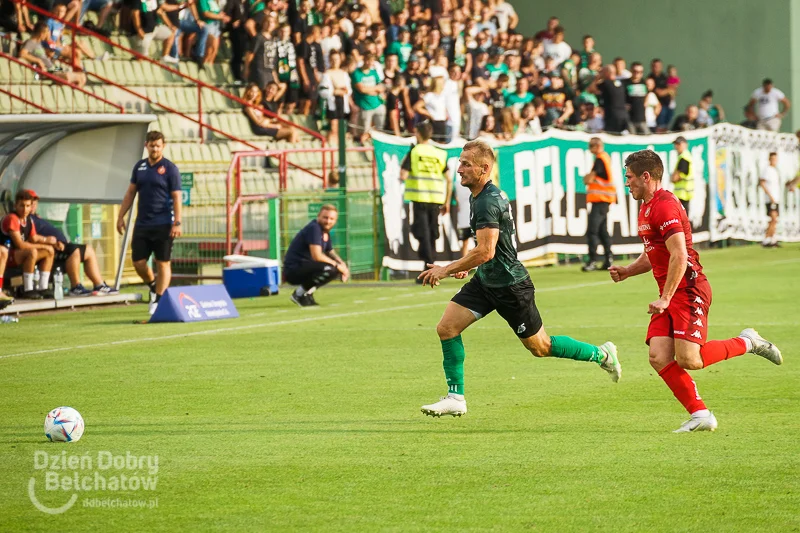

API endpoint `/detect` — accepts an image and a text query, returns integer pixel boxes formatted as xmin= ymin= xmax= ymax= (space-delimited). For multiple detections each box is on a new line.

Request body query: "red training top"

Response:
xmin=637 ymin=188 xmax=706 ymax=293
xmin=1 ymin=213 xmax=37 ymax=247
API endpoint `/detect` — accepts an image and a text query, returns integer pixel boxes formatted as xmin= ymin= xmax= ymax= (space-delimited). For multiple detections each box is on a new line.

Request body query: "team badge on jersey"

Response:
xmin=157 ymin=166 xmax=166 ymax=175
xmin=645 ymin=206 xmax=651 ymax=217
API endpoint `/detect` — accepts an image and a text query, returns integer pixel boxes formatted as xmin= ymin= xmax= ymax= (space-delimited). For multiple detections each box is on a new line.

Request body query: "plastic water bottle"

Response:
xmin=54 ymin=268 xmax=64 ymax=300
xmin=1 ymin=316 xmax=18 ymax=324
xmin=33 ymin=267 xmax=40 ymax=285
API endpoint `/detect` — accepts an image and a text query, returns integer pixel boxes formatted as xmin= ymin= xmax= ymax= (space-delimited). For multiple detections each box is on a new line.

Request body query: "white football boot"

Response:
xmin=149 ymin=299 xmax=158 ymax=316
xmin=739 ymin=328 xmax=783 ymax=365
xmin=673 ymin=411 xmax=718 ymax=433
xmin=421 ymin=394 xmax=467 ymax=417
xmin=599 ymin=341 xmax=622 ymax=383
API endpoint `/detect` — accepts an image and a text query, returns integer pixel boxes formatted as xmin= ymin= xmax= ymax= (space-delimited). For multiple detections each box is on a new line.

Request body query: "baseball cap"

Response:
xmin=673 ymin=136 xmax=687 ymax=144
xmin=26 ymin=189 xmax=39 ymax=199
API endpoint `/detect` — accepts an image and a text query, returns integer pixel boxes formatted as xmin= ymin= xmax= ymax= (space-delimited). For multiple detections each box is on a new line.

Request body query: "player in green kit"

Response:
xmin=418 ymin=140 xmax=621 ymax=417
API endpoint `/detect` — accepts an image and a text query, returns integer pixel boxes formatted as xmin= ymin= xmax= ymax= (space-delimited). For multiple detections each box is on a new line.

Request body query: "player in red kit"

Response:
xmin=609 ymin=149 xmax=783 ymax=433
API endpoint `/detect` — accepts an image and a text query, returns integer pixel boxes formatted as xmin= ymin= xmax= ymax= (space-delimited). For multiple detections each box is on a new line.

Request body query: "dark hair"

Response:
xmin=33 ymin=20 xmax=49 ymax=37
xmin=583 ymin=34 xmax=593 ymax=41
xmin=763 ymin=78 xmax=773 ymax=85
xmin=624 ymin=150 xmax=664 ymax=181
xmin=554 ymin=25 xmax=564 ymax=34
xmin=146 ymin=131 xmax=165 ymax=143
xmin=416 ymin=120 xmax=433 ymax=141
xmin=769 ymin=152 xmax=777 ymax=157
xmin=631 ymin=61 xmax=642 ymax=69
xmin=702 ymin=90 xmax=713 ymax=99
xmin=15 ymin=189 xmax=35 ymax=203
xmin=613 ymin=57 xmax=624 ymax=63
xmin=651 ymin=58 xmax=661 ymax=64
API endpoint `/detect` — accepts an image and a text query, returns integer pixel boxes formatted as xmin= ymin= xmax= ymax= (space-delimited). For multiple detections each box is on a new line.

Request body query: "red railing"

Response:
xmin=0 ymin=86 xmax=54 ymax=113
xmin=14 ymin=0 xmax=325 ymax=144
xmin=225 ymin=147 xmax=377 ymax=256
xmin=0 ymin=50 xmax=124 ymax=113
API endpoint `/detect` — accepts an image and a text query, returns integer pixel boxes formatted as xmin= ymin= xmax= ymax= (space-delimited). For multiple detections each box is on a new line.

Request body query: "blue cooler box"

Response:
xmin=222 ymin=257 xmax=280 ymax=298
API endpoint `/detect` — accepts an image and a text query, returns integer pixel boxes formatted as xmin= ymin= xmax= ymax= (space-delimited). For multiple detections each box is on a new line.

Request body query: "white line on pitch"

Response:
xmin=0 ymin=281 xmax=610 ymax=361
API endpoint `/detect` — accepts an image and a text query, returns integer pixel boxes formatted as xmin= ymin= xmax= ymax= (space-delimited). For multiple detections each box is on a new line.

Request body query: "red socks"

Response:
xmin=658 ymin=361 xmax=706 ymax=414
xmin=700 ymin=338 xmax=747 ymax=367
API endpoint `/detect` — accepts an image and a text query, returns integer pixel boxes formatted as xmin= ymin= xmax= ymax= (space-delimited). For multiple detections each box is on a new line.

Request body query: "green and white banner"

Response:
xmin=373 ymin=125 xmax=800 ymax=271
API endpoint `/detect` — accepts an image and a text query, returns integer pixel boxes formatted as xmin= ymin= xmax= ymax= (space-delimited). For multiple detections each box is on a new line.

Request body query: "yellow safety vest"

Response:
xmin=674 ymin=150 xmax=694 ymax=201
xmin=404 ymin=143 xmax=448 ymax=204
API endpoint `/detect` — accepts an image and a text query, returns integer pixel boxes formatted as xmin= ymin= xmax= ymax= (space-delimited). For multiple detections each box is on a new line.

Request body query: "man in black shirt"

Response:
xmin=283 ymin=204 xmax=349 ymax=307
xmin=589 ymin=65 xmax=629 ymax=133
xmin=647 ymin=58 xmax=672 ymax=132
xmin=540 ymin=75 xmax=574 ymax=127
xmin=470 ymin=50 xmax=490 ymax=90
xmin=296 ymin=24 xmax=323 ymax=115
xmin=624 ymin=61 xmax=649 ymax=134
xmin=672 ymin=104 xmax=701 ymax=132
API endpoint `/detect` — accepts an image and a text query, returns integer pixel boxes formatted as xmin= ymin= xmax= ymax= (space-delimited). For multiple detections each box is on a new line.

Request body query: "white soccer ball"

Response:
xmin=44 ymin=407 xmax=85 ymax=442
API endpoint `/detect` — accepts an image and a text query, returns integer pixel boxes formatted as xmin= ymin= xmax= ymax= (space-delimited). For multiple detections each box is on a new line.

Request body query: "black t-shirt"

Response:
xmin=164 ymin=0 xmax=181 ymax=27
xmin=488 ymin=88 xmax=506 ymax=114
xmin=130 ymin=158 xmax=181 ymax=228
xmin=292 ymin=17 xmax=309 ymax=38
xmin=440 ymin=35 xmax=454 ymax=62
xmin=384 ymin=91 xmax=405 ymax=130
xmin=677 ymin=158 xmax=691 ymax=174
xmin=471 ymin=65 xmax=490 ymax=83
xmin=592 ymin=157 xmax=608 ymax=179
xmin=404 ymin=72 xmax=426 ymax=104
xmin=283 ymin=220 xmax=332 ymax=269
xmin=672 ymin=115 xmax=697 ymax=132
xmin=598 ymin=79 xmax=627 ymax=115
xmin=624 ymin=79 xmax=648 ymax=122
xmin=648 ymin=72 xmax=670 ymax=107
xmin=296 ymin=40 xmax=324 ymax=76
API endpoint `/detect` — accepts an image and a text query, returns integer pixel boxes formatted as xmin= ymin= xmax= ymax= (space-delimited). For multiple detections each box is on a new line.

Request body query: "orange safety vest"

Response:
xmin=587 ymin=151 xmax=616 ymax=204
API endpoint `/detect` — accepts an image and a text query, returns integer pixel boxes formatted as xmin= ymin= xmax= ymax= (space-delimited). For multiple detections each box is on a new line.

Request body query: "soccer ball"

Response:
xmin=44 ymin=407 xmax=85 ymax=442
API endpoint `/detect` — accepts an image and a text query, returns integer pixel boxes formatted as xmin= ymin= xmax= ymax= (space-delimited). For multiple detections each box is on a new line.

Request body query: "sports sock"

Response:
xmin=550 ymin=336 xmax=605 ymax=363
xmin=441 ymin=335 xmax=465 ymax=395
xmin=0 ymin=276 xmax=3 ymax=291
xmin=658 ymin=361 xmax=707 ymax=414
xmin=148 ymin=281 xmax=156 ymax=293
xmin=38 ymin=271 xmax=50 ymax=290
xmin=700 ymin=338 xmax=747 ymax=367
xmin=23 ymin=273 xmax=34 ymax=291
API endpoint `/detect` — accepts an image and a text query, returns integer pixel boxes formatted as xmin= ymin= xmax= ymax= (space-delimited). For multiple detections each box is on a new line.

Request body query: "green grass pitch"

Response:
xmin=1 ymin=244 xmax=799 ymax=532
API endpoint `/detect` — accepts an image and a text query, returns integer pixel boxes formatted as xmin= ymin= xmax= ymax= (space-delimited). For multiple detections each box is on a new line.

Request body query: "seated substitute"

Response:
xmin=0 ymin=190 xmax=56 ymax=299
xmin=27 ymin=191 xmax=118 ymax=296
xmin=283 ymin=204 xmax=349 ymax=307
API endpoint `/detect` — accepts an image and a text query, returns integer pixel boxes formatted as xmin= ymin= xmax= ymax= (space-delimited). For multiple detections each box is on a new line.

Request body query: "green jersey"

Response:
xmin=470 ymin=182 xmax=529 ymax=288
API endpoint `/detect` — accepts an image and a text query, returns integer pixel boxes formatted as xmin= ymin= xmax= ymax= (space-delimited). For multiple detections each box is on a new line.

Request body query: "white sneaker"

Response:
xmin=599 ymin=341 xmax=621 ymax=383
xmin=739 ymin=328 xmax=782 ymax=365
xmin=149 ymin=299 xmax=158 ymax=316
xmin=161 ymin=55 xmax=179 ymax=64
xmin=673 ymin=412 xmax=718 ymax=433
xmin=421 ymin=394 xmax=467 ymax=417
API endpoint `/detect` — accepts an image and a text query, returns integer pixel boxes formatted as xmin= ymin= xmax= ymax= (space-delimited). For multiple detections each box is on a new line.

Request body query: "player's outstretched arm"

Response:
xmin=419 ymin=227 xmax=499 ymax=287
xmin=609 ymin=251 xmax=651 ymax=283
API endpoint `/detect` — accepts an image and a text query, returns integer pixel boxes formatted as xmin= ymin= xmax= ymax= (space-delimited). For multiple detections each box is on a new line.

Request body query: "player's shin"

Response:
xmin=549 ymin=336 xmax=605 ymax=363
xmin=658 ymin=361 xmax=707 ymax=414
xmin=700 ymin=338 xmax=747 ymax=367
xmin=441 ymin=335 xmax=465 ymax=396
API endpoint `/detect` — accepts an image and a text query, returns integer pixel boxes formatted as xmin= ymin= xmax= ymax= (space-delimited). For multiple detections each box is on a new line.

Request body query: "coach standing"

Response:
xmin=117 ymin=131 xmax=182 ymax=315
xmin=400 ymin=120 xmax=450 ymax=282
xmin=582 ymin=137 xmax=616 ymax=272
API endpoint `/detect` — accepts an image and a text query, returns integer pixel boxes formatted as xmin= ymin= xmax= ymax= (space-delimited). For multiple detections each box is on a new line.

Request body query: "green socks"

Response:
xmin=550 ymin=335 xmax=605 ymax=364
xmin=442 ymin=335 xmax=465 ymax=395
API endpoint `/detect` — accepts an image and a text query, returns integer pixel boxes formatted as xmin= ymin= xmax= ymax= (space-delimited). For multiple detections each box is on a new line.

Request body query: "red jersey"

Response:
xmin=637 ymin=188 xmax=706 ymax=293
xmin=1 ymin=213 xmax=37 ymax=248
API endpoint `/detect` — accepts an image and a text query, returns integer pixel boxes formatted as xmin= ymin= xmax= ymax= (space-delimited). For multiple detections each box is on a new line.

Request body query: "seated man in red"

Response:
xmin=0 ymin=190 xmax=58 ymax=299
xmin=28 ymin=191 xmax=118 ymax=296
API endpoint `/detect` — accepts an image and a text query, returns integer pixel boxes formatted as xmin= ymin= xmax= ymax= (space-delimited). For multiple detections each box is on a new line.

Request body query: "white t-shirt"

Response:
xmin=443 ymin=79 xmax=462 ymax=132
xmin=542 ymin=40 xmax=572 ymax=67
xmin=428 ymin=66 xmax=448 ymax=79
xmin=319 ymin=35 xmax=342 ymax=70
xmin=423 ymin=91 xmax=448 ymax=121
xmin=467 ymin=99 xmax=489 ymax=139
xmin=493 ymin=1 xmax=517 ymax=32
xmin=761 ymin=165 xmax=781 ymax=201
xmin=525 ymin=116 xmax=542 ymax=135
xmin=645 ymin=92 xmax=659 ymax=128
xmin=751 ymin=87 xmax=786 ymax=120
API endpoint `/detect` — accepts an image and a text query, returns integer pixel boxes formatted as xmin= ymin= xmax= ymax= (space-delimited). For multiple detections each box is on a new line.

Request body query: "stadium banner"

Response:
xmin=149 ymin=285 xmax=239 ymax=323
xmin=372 ymin=129 xmax=714 ymax=271
xmin=707 ymin=124 xmax=800 ymax=243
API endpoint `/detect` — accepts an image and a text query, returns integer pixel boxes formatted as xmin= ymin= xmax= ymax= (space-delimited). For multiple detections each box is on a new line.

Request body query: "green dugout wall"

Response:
xmin=516 ymin=0 xmax=799 ymax=132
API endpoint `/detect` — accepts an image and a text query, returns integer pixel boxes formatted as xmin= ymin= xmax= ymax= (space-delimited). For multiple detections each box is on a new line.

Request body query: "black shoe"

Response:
xmin=581 ymin=263 xmax=598 ymax=272
xmin=600 ymin=261 xmax=613 ymax=270
xmin=304 ymin=294 xmax=319 ymax=306
xmin=22 ymin=290 xmax=44 ymax=300
xmin=290 ymin=293 xmax=307 ymax=307
xmin=39 ymin=289 xmax=55 ymax=299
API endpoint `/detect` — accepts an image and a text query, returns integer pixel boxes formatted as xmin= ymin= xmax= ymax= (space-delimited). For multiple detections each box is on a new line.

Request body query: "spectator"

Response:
xmin=80 ymin=0 xmax=113 ymax=36
xmin=506 ymin=76 xmax=533 ymax=113
xmin=648 ymin=58 xmax=672 ymax=132
xmin=283 ymin=204 xmax=349 ymax=307
xmin=132 ymin=0 xmax=176 ymax=61
xmin=319 ymin=50 xmax=352 ymax=146
xmin=498 ymin=107 xmax=516 ymax=140
xmin=625 ymin=61 xmax=649 ymax=134
xmin=242 ymin=84 xmax=299 ymax=141
xmin=478 ymin=113 xmax=498 ymax=138
xmin=465 ymin=85 xmax=490 ymax=139
xmin=19 ymin=21 xmax=87 ymax=88
xmin=493 ymin=0 xmax=518 ymax=33
xmin=579 ymin=34 xmax=595 ymax=69
xmin=247 ymin=15 xmax=279 ymax=89
xmin=541 ymin=74 xmax=573 ymax=127
xmin=296 ymin=24 xmax=324 ymax=115
xmin=475 ymin=6 xmax=497 ymax=38
xmin=383 ymin=53 xmax=400 ymax=87
xmin=0 ymin=0 xmax=34 ymax=38
xmin=644 ymin=77 xmax=661 ymax=132
xmin=276 ymin=23 xmax=299 ymax=114
xmin=614 ymin=57 xmax=631 ymax=80
xmin=169 ymin=0 xmax=210 ymax=65
xmin=385 ymin=74 xmax=407 ymax=136
xmin=747 ymin=78 xmax=791 ymax=132
xmin=415 ymin=75 xmax=449 ymax=142
xmin=697 ymin=90 xmax=725 ymax=126
xmin=223 ymin=0 xmax=248 ymax=82
xmin=589 ymin=65 xmax=628 ymax=133
xmin=261 ymin=81 xmax=286 ymax=113
xmin=520 ymin=98 xmax=545 ymax=135
xmin=352 ymin=52 xmax=386 ymax=143
xmin=534 ymin=16 xmax=559 ymax=42
xmin=672 ymin=104 xmax=700 ymax=131
xmin=759 ymin=152 xmax=782 ymax=248
xmin=578 ymin=51 xmax=602 ymax=91
xmin=542 ymin=25 xmax=571 ymax=67
xmin=561 ymin=50 xmax=581 ymax=91
xmin=444 ymin=64 xmax=463 ymax=141
xmin=44 ymin=4 xmax=96 ymax=70
xmin=319 ymin=20 xmax=342 ymax=69
xmin=0 ymin=189 xmax=55 ymax=300
xmin=28 ymin=193 xmax=117 ymax=296
xmin=386 ymin=27 xmax=412 ymax=71
xmin=486 ymin=52 xmax=508 ymax=82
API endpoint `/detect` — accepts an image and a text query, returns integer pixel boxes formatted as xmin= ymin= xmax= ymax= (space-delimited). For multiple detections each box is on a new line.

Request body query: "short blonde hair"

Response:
xmin=462 ymin=140 xmax=495 ymax=171
xmin=319 ymin=203 xmax=338 ymax=214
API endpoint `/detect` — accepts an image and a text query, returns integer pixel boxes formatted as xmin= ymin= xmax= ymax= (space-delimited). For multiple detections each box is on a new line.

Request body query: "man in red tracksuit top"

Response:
xmin=609 ymin=149 xmax=783 ymax=433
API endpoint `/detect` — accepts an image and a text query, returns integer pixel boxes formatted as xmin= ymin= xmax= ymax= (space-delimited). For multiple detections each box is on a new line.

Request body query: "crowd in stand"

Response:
xmin=1 ymin=0 xmax=794 ymax=140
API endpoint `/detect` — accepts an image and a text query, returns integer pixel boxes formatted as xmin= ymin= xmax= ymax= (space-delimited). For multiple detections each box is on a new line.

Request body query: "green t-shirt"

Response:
xmin=386 ymin=41 xmax=412 ymax=71
xmin=248 ymin=0 xmax=265 ymax=14
xmin=352 ymin=68 xmax=384 ymax=111
xmin=486 ymin=62 xmax=509 ymax=80
xmin=505 ymin=91 xmax=533 ymax=111
xmin=470 ymin=182 xmax=529 ymax=288
xmin=198 ymin=0 xmax=220 ymax=20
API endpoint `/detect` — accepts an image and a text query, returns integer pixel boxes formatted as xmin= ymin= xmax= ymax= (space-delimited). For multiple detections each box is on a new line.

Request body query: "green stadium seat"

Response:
xmin=0 ymin=92 xmax=10 ymax=114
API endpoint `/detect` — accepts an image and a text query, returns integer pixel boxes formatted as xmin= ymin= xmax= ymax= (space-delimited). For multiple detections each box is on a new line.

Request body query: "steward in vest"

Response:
xmin=582 ymin=137 xmax=616 ymax=272
xmin=400 ymin=120 xmax=450 ymax=281
xmin=670 ymin=136 xmax=694 ymax=213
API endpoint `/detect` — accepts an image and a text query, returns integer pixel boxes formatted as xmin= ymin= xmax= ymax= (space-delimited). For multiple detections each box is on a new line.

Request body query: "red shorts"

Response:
xmin=646 ymin=281 xmax=712 ymax=346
